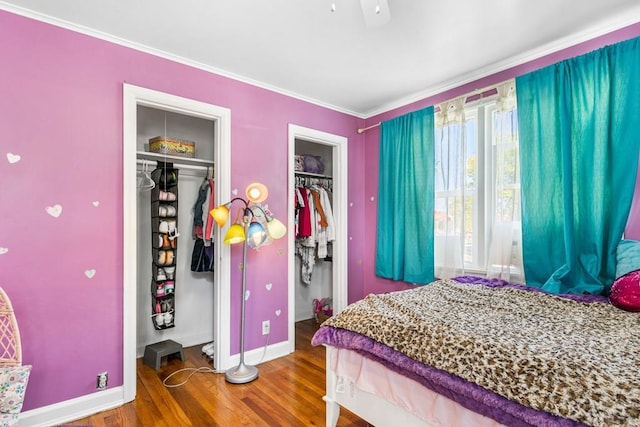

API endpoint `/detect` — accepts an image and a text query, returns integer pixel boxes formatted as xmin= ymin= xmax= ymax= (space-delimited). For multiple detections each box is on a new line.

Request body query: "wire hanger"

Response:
xmin=137 ymin=160 xmax=155 ymax=191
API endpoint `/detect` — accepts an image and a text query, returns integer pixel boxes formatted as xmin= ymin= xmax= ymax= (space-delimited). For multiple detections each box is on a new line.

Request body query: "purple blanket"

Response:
xmin=312 ymin=276 xmax=610 ymax=427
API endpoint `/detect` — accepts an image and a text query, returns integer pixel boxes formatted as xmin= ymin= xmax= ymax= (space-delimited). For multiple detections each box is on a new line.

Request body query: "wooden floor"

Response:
xmin=67 ymin=320 xmax=369 ymax=426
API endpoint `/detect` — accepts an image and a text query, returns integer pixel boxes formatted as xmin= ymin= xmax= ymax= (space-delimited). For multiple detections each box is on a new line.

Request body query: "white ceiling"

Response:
xmin=2 ymin=0 xmax=640 ymax=117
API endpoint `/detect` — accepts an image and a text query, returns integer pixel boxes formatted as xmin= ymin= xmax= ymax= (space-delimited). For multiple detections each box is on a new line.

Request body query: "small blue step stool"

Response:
xmin=143 ymin=339 xmax=184 ymax=370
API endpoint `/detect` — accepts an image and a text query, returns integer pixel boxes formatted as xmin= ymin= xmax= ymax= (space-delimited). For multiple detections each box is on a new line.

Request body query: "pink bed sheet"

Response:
xmin=330 ymin=347 xmax=505 ymax=427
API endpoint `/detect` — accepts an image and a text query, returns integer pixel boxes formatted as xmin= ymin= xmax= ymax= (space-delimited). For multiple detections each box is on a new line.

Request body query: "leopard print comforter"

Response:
xmin=322 ymin=279 xmax=640 ymax=427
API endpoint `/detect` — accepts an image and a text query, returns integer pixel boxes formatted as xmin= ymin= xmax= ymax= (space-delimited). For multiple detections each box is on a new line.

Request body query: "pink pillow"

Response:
xmin=610 ymin=270 xmax=640 ymax=312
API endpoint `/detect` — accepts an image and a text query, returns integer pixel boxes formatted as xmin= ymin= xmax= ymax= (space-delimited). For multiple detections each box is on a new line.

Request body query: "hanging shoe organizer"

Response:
xmin=150 ymin=163 xmax=179 ymax=330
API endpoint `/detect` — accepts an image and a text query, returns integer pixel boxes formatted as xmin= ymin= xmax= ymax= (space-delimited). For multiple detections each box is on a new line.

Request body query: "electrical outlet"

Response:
xmin=96 ymin=372 xmax=108 ymax=390
xmin=262 ymin=320 xmax=270 ymax=335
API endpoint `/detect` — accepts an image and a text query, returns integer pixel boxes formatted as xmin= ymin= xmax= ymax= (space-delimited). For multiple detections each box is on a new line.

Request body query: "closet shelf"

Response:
xmin=137 ymin=151 xmax=214 ymax=169
xmin=295 ymin=171 xmax=332 ymax=179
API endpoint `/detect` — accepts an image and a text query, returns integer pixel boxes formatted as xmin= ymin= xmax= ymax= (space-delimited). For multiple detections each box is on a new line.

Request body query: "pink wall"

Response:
xmin=3 ymin=6 xmax=638 ymax=416
xmin=0 ymin=10 xmax=365 ymax=411
xmin=361 ymin=23 xmax=640 ymax=296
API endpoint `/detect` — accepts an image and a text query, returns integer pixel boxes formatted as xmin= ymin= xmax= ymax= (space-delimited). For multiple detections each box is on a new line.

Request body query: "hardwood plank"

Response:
xmin=66 ymin=320 xmax=370 ymax=426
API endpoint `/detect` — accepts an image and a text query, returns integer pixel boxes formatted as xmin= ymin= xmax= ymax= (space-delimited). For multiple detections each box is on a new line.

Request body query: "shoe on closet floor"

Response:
xmin=201 ymin=342 xmax=214 ymax=357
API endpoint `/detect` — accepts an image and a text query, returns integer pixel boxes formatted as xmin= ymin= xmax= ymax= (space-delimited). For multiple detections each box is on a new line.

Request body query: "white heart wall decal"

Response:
xmin=275 ymin=309 xmax=282 ymax=317
xmin=84 ymin=269 xmax=96 ymax=279
xmin=232 ymin=188 xmax=238 ymax=196
xmin=265 ymin=283 xmax=272 ymax=291
xmin=0 ymin=248 xmax=8 ymax=255
xmin=6 ymin=153 xmax=21 ymax=164
xmin=245 ymin=290 xmax=250 ymax=301
xmin=46 ymin=204 xmax=63 ymax=218
xmin=92 ymin=201 xmax=100 ymax=207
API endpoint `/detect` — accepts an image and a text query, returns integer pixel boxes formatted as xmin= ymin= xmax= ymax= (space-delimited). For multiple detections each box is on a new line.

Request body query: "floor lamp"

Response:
xmin=210 ymin=183 xmax=287 ymax=384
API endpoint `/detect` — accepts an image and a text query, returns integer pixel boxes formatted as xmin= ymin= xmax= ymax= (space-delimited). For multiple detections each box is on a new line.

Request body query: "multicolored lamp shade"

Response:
xmin=210 ymin=203 xmax=231 ymax=227
xmin=265 ymin=216 xmax=287 ymax=239
xmin=223 ymin=222 xmax=245 ymax=244
xmin=210 ymin=183 xmax=286 ymax=247
xmin=246 ymin=220 xmax=268 ymax=249
xmin=245 ymin=182 xmax=268 ymax=203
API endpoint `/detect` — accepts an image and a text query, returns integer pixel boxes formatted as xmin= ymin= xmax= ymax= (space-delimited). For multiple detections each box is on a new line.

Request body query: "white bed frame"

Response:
xmin=324 ymin=345 xmax=434 ymax=427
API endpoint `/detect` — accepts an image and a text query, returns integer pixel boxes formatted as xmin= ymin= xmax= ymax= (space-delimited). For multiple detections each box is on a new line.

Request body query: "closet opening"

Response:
xmin=136 ymin=106 xmax=215 ymax=356
xmin=287 ymin=125 xmax=348 ymax=352
xmin=123 ymin=84 xmax=231 ymax=402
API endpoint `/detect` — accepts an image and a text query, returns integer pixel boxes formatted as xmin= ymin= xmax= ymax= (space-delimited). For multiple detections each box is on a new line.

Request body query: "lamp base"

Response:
xmin=225 ymin=362 xmax=258 ymax=384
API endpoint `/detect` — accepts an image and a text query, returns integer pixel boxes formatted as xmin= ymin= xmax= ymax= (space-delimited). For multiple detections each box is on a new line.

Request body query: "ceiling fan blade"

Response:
xmin=360 ymin=0 xmax=391 ymax=28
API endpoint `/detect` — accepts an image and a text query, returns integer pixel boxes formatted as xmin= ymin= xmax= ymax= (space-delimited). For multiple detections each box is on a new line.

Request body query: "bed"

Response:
xmin=311 ymin=276 xmax=640 ymax=427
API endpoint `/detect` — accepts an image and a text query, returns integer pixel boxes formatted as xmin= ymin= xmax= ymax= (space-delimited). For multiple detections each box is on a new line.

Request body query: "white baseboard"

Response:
xmin=229 ymin=338 xmax=292 ymax=368
xmin=19 ymin=387 xmax=124 ymax=427
xmin=19 ymin=338 xmax=291 ymax=426
xmin=295 ymin=311 xmax=315 ymax=322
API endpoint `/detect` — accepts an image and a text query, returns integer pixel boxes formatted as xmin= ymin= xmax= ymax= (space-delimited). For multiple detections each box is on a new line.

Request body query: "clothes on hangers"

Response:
xmin=204 ymin=178 xmax=215 ymax=241
xmin=317 ymin=187 xmax=335 ymax=259
xmin=298 ymin=244 xmax=316 ymax=285
xmin=295 ymin=187 xmax=312 ymax=238
xmin=294 ymin=178 xmax=335 ymax=284
xmin=294 ymin=174 xmax=333 ymax=191
xmin=191 ymin=173 xmax=215 ymax=272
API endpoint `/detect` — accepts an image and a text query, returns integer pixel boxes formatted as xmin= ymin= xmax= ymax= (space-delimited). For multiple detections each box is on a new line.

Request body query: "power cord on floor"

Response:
xmin=162 ymin=332 xmax=271 ymax=388
xmin=162 ymin=366 xmax=222 ymax=388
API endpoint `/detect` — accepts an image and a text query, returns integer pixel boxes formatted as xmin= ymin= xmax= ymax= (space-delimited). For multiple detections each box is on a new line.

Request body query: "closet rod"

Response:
xmin=136 ymin=158 xmax=210 ymax=172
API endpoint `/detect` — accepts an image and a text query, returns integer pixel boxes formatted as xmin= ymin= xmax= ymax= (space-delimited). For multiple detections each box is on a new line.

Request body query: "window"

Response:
xmin=434 ymin=90 xmax=521 ymax=276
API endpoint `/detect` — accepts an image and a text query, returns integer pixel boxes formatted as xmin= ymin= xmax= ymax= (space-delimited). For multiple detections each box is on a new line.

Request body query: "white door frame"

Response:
xmin=122 ymin=84 xmax=232 ymax=402
xmin=287 ymin=124 xmax=348 ymax=352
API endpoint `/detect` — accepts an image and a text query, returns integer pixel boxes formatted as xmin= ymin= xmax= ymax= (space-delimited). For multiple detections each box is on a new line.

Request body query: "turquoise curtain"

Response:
xmin=516 ymin=36 xmax=640 ymax=294
xmin=375 ymin=107 xmax=435 ymax=284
